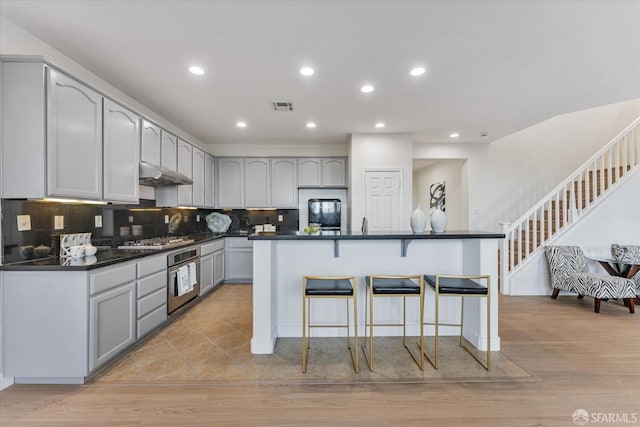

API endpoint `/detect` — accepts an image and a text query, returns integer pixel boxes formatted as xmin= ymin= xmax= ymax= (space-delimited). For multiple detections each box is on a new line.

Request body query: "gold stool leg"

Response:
xmin=302 ymin=284 xmax=307 ymax=373
xmin=361 ymin=278 xmax=374 ymax=371
xmin=353 ymin=279 xmax=359 ymax=373
xmin=487 ymin=290 xmax=491 ymax=370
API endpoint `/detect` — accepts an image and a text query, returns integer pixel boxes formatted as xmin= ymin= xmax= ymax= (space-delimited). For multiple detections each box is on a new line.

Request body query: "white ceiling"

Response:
xmin=1 ymin=0 xmax=639 ymax=146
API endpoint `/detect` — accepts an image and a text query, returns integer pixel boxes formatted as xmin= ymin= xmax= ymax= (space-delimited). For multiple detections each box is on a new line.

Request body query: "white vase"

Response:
xmin=430 ymin=208 xmax=447 ymax=233
xmin=410 ymin=204 xmax=427 ymax=233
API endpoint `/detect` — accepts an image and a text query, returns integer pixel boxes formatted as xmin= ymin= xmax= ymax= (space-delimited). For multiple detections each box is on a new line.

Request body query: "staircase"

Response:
xmin=500 ymin=117 xmax=640 ymax=294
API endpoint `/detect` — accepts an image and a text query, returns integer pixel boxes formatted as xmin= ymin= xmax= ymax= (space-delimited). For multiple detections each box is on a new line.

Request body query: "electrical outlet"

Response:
xmin=165 ymin=215 xmax=169 ymax=224
xmin=95 ymin=215 xmax=103 ymax=228
xmin=17 ymin=215 xmax=31 ymax=231
xmin=128 ymin=215 xmax=134 ymax=223
xmin=54 ymin=215 xmax=64 ymax=230
xmin=196 ymin=215 xmax=200 ymax=222
xmin=278 ymin=215 xmax=283 ymax=222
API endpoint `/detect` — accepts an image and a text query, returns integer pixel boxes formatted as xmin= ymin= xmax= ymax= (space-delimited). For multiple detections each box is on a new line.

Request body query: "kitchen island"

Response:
xmin=248 ymin=230 xmax=504 ymax=354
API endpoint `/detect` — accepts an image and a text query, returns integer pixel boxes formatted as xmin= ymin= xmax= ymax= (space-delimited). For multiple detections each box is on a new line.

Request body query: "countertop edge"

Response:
xmin=248 ymin=230 xmax=505 ymax=240
xmin=0 ymin=233 xmax=229 ymax=271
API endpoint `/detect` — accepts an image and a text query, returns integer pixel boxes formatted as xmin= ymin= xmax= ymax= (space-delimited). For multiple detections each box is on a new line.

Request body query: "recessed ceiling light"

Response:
xmin=449 ymin=132 xmax=460 ymax=138
xmin=410 ymin=67 xmax=426 ymax=77
xmin=300 ymin=67 xmax=314 ymax=76
xmin=306 ymin=122 xmax=316 ymax=128
xmin=360 ymin=84 xmax=375 ymax=93
xmin=189 ymin=66 xmax=205 ymax=75
xmin=375 ymin=122 xmax=385 ymax=128
xmin=236 ymin=121 xmax=247 ymax=128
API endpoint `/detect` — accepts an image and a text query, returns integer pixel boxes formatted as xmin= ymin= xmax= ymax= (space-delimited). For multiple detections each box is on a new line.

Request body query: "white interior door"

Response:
xmin=364 ymin=170 xmax=402 ymax=231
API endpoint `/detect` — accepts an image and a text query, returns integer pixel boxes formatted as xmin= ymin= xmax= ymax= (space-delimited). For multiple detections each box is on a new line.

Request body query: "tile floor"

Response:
xmin=92 ymin=284 xmax=531 ymax=383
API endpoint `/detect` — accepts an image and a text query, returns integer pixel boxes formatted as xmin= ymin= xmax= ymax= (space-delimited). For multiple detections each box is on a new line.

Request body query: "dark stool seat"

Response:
xmin=422 ymin=274 xmax=491 ymax=370
xmin=366 ymin=276 xmax=421 ymax=294
xmin=302 ymin=276 xmax=358 ymax=373
xmin=362 ymin=275 xmax=424 ymax=371
xmin=306 ymin=278 xmax=354 ymax=296
xmin=424 ymin=275 xmax=489 ymax=295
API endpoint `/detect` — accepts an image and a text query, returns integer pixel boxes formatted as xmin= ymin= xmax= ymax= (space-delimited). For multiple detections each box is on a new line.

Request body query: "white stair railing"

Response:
xmin=500 ymin=116 xmax=640 ymax=294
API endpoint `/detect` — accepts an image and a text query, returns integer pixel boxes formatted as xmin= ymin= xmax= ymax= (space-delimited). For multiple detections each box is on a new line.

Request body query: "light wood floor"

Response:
xmin=1 ymin=291 xmax=639 ymax=426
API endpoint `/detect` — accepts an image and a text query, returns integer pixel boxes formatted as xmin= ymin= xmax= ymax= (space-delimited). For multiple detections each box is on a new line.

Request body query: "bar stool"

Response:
xmin=302 ymin=275 xmax=358 ymax=373
xmin=362 ymin=275 xmax=424 ymax=371
xmin=423 ymin=274 xmax=491 ymax=370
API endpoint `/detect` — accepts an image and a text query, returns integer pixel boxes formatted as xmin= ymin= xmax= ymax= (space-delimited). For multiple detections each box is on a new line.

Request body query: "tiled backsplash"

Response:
xmin=1 ymin=199 xmax=298 ymax=264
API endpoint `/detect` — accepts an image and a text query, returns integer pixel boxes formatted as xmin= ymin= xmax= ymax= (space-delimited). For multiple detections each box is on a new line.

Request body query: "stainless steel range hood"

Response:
xmin=139 ymin=162 xmax=193 ymax=187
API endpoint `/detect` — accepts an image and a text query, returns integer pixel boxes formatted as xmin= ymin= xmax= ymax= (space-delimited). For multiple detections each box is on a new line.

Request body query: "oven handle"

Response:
xmin=168 ymin=262 xmax=201 ymax=297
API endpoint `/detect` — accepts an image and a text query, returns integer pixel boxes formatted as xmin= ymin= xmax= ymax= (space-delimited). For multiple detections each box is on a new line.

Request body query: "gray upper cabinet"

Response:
xmin=271 ymin=158 xmax=297 ymax=208
xmin=156 ymin=138 xmax=195 ymax=207
xmin=140 ymin=120 xmax=161 ymax=165
xmin=160 ymin=131 xmax=178 ymax=171
xmin=322 ymin=158 xmax=347 ymax=187
xmin=192 ymin=147 xmax=206 ymax=207
xmin=298 ymin=158 xmax=347 ymax=187
xmin=217 ymin=158 xmax=244 ymax=208
xmin=47 ymin=68 xmax=103 ymax=200
xmin=1 ymin=60 xmax=48 ymax=198
xmin=298 ymin=158 xmax=322 ymax=187
xmin=244 ymin=158 xmax=270 ymax=208
xmin=103 ymin=98 xmax=140 ymax=203
xmin=204 ymin=154 xmax=215 ymax=208
xmin=177 ymin=139 xmax=193 ymax=206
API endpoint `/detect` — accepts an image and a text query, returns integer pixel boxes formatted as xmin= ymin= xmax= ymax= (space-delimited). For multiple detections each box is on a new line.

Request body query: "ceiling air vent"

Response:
xmin=271 ymin=101 xmax=294 ymax=111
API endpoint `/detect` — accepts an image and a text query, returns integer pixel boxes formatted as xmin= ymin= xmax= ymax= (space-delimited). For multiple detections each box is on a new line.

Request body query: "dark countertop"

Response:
xmin=248 ymin=230 xmax=505 ymax=240
xmin=0 ymin=232 xmax=230 ymax=271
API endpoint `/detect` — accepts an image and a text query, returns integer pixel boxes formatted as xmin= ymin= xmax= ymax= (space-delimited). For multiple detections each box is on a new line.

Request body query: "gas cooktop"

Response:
xmin=117 ymin=236 xmax=195 ymax=250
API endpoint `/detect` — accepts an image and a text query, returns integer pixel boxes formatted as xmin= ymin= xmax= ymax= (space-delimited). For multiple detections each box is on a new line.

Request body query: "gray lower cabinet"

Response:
xmin=213 ymin=249 xmax=225 ymax=286
xmin=88 ymin=263 xmax=137 ymax=372
xmin=136 ymin=254 xmax=168 ymax=339
xmin=200 ymin=239 xmax=225 ymax=294
xmin=2 ymin=270 xmax=89 ymax=382
xmin=200 ymin=253 xmax=214 ymax=295
xmin=225 ymin=237 xmax=253 ymax=283
xmin=89 ymin=282 xmax=136 ymax=372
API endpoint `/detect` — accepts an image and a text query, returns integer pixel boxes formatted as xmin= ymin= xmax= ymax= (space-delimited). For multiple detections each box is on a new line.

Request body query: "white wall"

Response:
xmin=413 ymin=160 xmax=467 ymax=230
xmin=349 ymin=133 xmax=414 ymax=231
xmin=509 ymin=171 xmax=640 ymax=295
xmin=414 ymin=99 xmax=640 ymax=231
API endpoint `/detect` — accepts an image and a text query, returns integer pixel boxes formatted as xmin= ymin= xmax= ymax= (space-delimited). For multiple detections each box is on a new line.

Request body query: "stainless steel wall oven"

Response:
xmin=167 ymin=246 xmax=200 ymax=315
